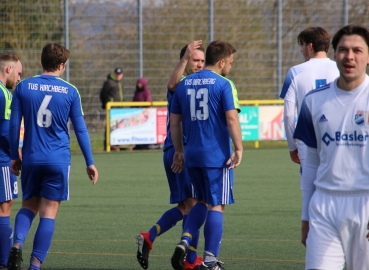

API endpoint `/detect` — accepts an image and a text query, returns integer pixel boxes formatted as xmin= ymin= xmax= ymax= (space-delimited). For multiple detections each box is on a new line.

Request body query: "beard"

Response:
xmin=6 ymin=78 xmax=16 ymax=90
xmin=220 ymin=68 xmax=228 ymax=77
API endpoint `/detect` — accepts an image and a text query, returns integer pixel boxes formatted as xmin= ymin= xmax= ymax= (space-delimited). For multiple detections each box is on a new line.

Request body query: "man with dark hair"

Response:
xmin=0 ymin=52 xmax=22 ymax=269
xmin=170 ymin=40 xmax=242 ymax=270
xmin=100 ymin=67 xmax=124 ymax=110
xmin=279 ymin=26 xmax=339 ymax=246
xmin=136 ymin=40 xmax=204 ymax=270
xmin=7 ymin=43 xmax=98 ymax=270
xmin=294 ymin=24 xmax=369 ymax=269
xmin=100 ymin=67 xmax=124 ymax=151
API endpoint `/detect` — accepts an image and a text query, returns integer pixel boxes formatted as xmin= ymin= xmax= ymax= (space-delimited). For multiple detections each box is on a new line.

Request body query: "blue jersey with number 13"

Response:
xmin=171 ymin=69 xmax=240 ymax=168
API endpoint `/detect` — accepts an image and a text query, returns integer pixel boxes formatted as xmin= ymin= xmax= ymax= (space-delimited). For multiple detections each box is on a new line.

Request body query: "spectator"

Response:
xmin=133 ymin=77 xmax=152 ymax=102
xmin=99 ymin=67 xmax=124 ymax=109
xmin=132 ymin=77 xmax=155 ymax=150
xmin=99 ymin=67 xmax=124 ymax=151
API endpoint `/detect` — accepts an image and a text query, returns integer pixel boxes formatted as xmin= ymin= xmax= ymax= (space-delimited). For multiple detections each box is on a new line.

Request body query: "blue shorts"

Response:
xmin=21 ymin=164 xmax=70 ymax=201
xmin=0 ymin=166 xmax=18 ymax=202
xmin=163 ymin=147 xmax=196 ymax=204
xmin=188 ymin=167 xmax=234 ymax=206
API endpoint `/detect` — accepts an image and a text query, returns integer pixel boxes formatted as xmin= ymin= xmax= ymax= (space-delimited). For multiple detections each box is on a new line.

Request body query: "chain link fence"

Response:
xmin=1 ymin=0 xmax=369 ymax=149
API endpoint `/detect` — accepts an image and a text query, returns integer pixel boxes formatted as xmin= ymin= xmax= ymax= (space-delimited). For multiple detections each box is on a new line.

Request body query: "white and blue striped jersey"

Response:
xmin=9 ymin=74 xmax=94 ymax=166
xmin=294 ymin=76 xmax=369 ymax=192
xmin=280 ymin=58 xmax=339 ymax=157
xmin=171 ymin=69 xmax=240 ymax=168
xmin=280 ymin=58 xmax=339 ymax=114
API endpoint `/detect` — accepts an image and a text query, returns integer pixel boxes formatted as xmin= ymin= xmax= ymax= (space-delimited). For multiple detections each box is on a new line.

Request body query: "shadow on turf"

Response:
xmin=40 ymin=269 xmax=137 ymax=270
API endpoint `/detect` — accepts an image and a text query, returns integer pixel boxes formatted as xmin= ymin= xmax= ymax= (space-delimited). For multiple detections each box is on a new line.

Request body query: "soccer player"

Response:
xmin=136 ymin=40 xmax=205 ymax=270
xmin=294 ymin=25 xmax=369 ymax=269
xmin=170 ymin=40 xmax=242 ymax=270
xmin=0 ymin=52 xmax=22 ymax=269
xmin=7 ymin=43 xmax=98 ymax=270
xmin=279 ymin=27 xmax=339 ymax=245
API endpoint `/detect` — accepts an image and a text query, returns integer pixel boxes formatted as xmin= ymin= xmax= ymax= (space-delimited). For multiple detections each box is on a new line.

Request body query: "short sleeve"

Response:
xmin=294 ymin=99 xmax=317 ymax=148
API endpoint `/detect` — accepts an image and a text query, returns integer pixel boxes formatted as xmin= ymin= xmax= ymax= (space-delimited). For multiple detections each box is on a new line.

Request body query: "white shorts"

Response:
xmin=306 ymin=188 xmax=369 ymax=270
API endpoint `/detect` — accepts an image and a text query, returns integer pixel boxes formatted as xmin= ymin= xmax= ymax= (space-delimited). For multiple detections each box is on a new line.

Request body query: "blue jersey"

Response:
xmin=163 ymin=75 xmax=186 ymax=152
xmin=9 ymin=74 xmax=94 ymax=166
xmin=171 ymin=69 xmax=240 ymax=168
xmin=0 ymin=81 xmax=12 ymax=166
xmin=163 ymin=89 xmax=175 ymax=152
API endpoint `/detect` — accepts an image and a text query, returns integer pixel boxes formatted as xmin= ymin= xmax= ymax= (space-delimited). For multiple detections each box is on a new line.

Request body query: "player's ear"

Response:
xmin=307 ymin=42 xmax=313 ymax=51
xmin=219 ymin=59 xmax=225 ymax=69
xmin=5 ymin=65 xmax=12 ymax=75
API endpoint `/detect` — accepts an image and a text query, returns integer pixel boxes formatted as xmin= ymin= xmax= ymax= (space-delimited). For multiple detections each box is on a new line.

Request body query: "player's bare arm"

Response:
xmin=170 ymin=113 xmax=184 ymax=173
xmin=225 ymin=109 xmax=243 ymax=169
xmin=167 ymin=40 xmax=202 ymax=91
xmin=86 ymin=165 xmax=98 ymax=185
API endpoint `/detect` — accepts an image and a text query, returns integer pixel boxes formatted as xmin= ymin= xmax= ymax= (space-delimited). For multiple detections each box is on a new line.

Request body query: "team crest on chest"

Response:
xmin=354 ymin=110 xmax=369 ymax=126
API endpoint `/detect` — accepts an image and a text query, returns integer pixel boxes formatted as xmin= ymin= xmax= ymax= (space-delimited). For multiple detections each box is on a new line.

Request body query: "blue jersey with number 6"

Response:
xmin=9 ymin=74 xmax=93 ymax=166
xmin=171 ymin=69 xmax=240 ymax=168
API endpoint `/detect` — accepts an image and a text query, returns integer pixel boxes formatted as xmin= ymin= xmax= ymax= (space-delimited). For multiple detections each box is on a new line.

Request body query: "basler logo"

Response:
xmin=322 ymin=131 xmax=369 ymax=146
xmin=322 ymin=132 xmax=334 ymax=146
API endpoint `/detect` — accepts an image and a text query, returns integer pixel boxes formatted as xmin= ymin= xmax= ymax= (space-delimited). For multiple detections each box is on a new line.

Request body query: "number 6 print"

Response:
xmin=37 ymin=95 xmax=53 ymax=128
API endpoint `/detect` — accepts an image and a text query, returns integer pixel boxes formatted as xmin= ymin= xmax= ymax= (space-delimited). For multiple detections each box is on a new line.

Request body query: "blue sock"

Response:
xmin=149 ymin=207 xmax=182 ymax=243
xmin=0 ymin=216 xmax=12 ymax=266
xmin=31 ymin=218 xmax=55 ymax=263
xmin=186 ymin=228 xmax=200 ymax=264
xmin=183 ymin=214 xmax=198 ymax=263
xmin=204 ymin=210 xmax=223 ymax=261
xmin=14 ymin=208 xmax=35 ymax=249
xmin=182 ymin=215 xmax=188 ymax=230
xmin=181 ymin=202 xmax=207 ymax=245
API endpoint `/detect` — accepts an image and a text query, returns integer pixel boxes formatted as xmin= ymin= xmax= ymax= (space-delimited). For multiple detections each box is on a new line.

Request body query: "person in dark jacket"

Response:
xmin=100 ymin=68 xmax=124 ymax=109
xmin=132 ymin=77 xmax=157 ymax=150
xmin=100 ymin=68 xmax=124 ymax=151
xmin=132 ymin=77 xmax=152 ymax=102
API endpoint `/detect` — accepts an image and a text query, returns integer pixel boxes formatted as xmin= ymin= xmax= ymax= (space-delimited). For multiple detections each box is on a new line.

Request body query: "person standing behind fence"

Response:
xmin=132 ymin=77 xmax=154 ymax=150
xmin=133 ymin=78 xmax=152 ymax=102
xmin=100 ymin=67 xmax=124 ymax=109
xmin=279 ymin=27 xmax=339 ymax=246
xmin=170 ymin=40 xmax=243 ymax=270
xmin=0 ymin=52 xmax=22 ymax=269
xmin=100 ymin=67 xmax=124 ymax=151
xmin=7 ymin=43 xmax=98 ymax=270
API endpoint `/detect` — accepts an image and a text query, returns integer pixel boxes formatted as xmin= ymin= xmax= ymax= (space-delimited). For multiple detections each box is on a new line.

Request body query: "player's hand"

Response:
xmin=86 ymin=165 xmax=98 ymax=185
xmin=226 ymin=150 xmax=242 ymax=169
xmin=171 ymin=151 xmax=184 ymax=173
xmin=290 ymin=149 xmax=300 ymax=164
xmin=301 ymin=220 xmax=309 ymax=247
xmin=10 ymin=159 xmax=22 ymax=176
xmin=183 ymin=40 xmax=202 ymax=61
